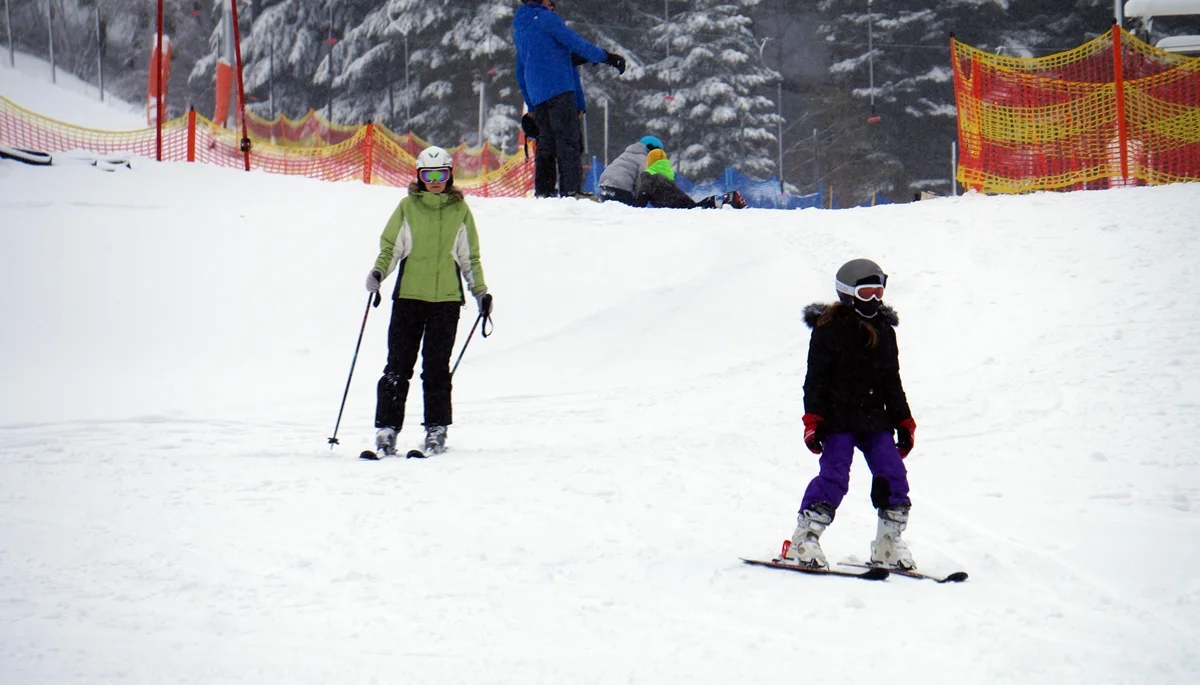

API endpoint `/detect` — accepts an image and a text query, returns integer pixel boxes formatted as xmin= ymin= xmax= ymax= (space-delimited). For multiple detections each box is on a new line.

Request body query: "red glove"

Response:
xmin=896 ymin=417 xmax=917 ymax=458
xmin=802 ymin=413 xmax=824 ymax=455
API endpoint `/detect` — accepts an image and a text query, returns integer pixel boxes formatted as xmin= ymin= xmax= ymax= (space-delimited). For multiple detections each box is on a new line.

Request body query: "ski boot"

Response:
xmin=424 ymin=425 xmax=447 ymax=456
xmin=870 ymin=506 xmax=916 ymax=570
xmin=374 ymin=426 xmax=399 ymax=458
xmin=721 ymin=190 xmax=747 ymax=209
xmin=783 ymin=504 xmax=834 ymax=568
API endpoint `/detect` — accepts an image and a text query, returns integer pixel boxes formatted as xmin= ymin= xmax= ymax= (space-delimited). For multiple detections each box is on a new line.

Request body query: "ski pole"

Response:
xmin=328 ymin=290 xmax=381 ymax=447
xmin=451 ymin=294 xmax=492 ymax=378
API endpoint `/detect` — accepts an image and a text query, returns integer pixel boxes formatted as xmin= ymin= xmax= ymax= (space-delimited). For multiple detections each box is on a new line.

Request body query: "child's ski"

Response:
xmin=742 ymin=557 xmax=890 ymax=580
xmin=839 ymin=562 xmax=968 ymax=583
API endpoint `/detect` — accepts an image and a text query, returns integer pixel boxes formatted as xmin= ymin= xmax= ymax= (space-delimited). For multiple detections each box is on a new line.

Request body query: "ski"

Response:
xmin=742 ymin=557 xmax=890 ymax=580
xmin=405 ymin=449 xmax=427 ymax=459
xmin=359 ymin=449 xmax=381 ymax=460
xmin=839 ymin=562 xmax=968 ymax=583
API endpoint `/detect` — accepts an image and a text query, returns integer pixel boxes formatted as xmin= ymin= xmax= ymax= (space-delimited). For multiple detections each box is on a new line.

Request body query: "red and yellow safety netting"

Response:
xmin=0 ymin=96 xmax=534 ymax=197
xmin=952 ymin=26 xmax=1200 ymax=193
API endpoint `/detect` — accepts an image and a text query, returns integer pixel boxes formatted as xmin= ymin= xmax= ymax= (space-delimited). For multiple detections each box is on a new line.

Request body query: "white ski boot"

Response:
xmin=374 ymin=427 xmax=398 ymax=457
xmin=424 ymin=425 xmax=447 ymax=456
xmin=871 ymin=506 xmax=916 ymax=570
xmin=784 ymin=505 xmax=834 ymax=568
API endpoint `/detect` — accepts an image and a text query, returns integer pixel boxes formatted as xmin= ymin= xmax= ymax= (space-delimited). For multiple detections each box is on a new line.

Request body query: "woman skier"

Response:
xmin=784 ymin=258 xmax=918 ymax=569
xmin=365 ymin=146 xmax=491 ymax=457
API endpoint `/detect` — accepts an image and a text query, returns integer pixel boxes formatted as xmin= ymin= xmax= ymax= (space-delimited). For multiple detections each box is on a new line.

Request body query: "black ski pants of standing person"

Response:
xmin=532 ymin=90 xmax=583 ymax=197
xmin=375 ymin=298 xmax=461 ymax=431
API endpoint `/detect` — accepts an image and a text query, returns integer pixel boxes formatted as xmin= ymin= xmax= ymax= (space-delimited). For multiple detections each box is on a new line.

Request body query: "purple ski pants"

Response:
xmin=800 ymin=430 xmax=911 ymax=514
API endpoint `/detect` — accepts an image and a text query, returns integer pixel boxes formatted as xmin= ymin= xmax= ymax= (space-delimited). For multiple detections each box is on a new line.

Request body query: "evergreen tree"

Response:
xmin=815 ymin=0 xmax=1005 ymax=201
xmin=634 ymin=0 xmax=782 ymax=183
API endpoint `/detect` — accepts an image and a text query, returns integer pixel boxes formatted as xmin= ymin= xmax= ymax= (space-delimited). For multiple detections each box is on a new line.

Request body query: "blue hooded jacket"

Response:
xmin=513 ymin=1 xmax=608 ymax=109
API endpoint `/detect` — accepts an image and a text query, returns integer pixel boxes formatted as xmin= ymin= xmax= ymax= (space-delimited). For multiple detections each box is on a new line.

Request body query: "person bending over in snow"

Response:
xmin=784 ymin=258 xmax=919 ymax=570
xmin=364 ymin=145 xmax=492 ymax=457
xmin=633 ymin=148 xmax=746 ymax=210
xmin=597 ymin=135 xmax=663 ymax=206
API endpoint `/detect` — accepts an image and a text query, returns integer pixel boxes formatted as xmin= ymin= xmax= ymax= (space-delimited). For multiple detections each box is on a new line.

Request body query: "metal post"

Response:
xmin=268 ymin=35 xmax=275 ymax=120
xmin=477 ymin=76 xmax=485 ymax=148
xmin=1114 ymin=0 xmax=1123 ymax=27
xmin=777 ymin=81 xmax=784 ymax=192
xmin=951 ymin=140 xmax=958 ymax=196
xmin=403 ymin=33 xmax=410 ymax=130
xmin=95 ymin=6 xmax=104 ymax=100
xmin=664 ymin=0 xmax=670 ymax=95
xmin=46 ymin=0 xmax=55 ymax=83
xmin=603 ymin=99 xmax=609 ymax=165
xmin=813 ymin=127 xmax=819 ymax=192
xmin=867 ymin=0 xmax=875 ymax=117
xmin=5 ymin=0 xmax=12 ymax=68
xmin=327 ymin=2 xmax=334 ymax=123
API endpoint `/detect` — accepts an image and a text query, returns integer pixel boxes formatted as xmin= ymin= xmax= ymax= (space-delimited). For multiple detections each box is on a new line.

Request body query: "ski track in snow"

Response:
xmin=2 ymin=55 xmax=1200 ymax=684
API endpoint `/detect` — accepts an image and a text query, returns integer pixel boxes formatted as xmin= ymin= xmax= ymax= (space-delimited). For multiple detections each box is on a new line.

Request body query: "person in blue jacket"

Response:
xmin=514 ymin=0 xmax=625 ymax=198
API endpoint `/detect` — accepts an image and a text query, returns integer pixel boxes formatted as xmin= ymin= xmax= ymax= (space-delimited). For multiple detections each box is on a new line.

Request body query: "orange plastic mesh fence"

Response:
xmin=0 ymin=96 xmax=534 ymax=196
xmin=952 ymin=26 xmax=1200 ymax=193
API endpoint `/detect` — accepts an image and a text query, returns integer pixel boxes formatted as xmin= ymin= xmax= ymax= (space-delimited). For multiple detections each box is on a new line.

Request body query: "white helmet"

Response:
xmin=415 ymin=145 xmax=453 ymax=170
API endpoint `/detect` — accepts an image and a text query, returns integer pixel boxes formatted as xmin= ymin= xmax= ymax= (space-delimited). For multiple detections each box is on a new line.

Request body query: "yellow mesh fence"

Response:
xmin=0 ymin=96 xmax=534 ymax=196
xmin=952 ymin=26 xmax=1200 ymax=193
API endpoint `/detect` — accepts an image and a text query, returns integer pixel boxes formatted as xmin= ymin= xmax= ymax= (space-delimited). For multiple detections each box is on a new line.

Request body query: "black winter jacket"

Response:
xmin=802 ymin=302 xmax=912 ymax=434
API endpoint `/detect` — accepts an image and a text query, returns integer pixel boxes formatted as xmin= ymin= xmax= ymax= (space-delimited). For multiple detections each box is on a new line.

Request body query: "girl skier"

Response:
xmin=784 ymin=258 xmax=919 ymax=569
xmin=364 ymin=146 xmax=492 ymax=457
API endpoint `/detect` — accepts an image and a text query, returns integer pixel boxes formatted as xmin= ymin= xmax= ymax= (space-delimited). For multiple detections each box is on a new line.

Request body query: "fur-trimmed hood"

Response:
xmin=803 ymin=302 xmax=899 ymax=329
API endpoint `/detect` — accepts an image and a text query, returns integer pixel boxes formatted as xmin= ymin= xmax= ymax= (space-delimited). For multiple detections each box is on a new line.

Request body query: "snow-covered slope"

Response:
xmin=0 ymin=51 xmax=144 ymax=129
xmin=1 ymin=56 xmax=1198 ymax=685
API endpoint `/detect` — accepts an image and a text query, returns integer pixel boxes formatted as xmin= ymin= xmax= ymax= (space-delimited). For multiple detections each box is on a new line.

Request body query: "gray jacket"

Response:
xmin=598 ymin=142 xmax=649 ymax=193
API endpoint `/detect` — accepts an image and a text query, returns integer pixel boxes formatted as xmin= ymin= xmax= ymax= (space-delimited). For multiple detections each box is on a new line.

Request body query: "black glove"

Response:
xmin=605 ymin=51 xmax=627 ymax=75
xmin=571 ymin=53 xmax=588 ymax=67
xmin=520 ymin=113 xmax=540 ymax=138
xmin=520 ymin=112 xmax=538 ymax=138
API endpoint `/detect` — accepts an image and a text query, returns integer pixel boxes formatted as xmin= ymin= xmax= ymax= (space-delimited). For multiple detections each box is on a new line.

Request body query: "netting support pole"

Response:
xmin=363 ymin=121 xmax=374 ymax=184
xmin=155 ymin=0 xmax=163 ymax=161
xmin=187 ymin=108 xmax=196 ymax=161
xmin=5 ymin=0 xmax=13 ymax=68
xmin=230 ymin=0 xmax=251 ymax=171
xmin=948 ymin=33 xmax=960 ymax=196
xmin=951 ymin=140 xmax=958 ymax=196
xmin=1112 ymin=23 xmax=1129 ymax=183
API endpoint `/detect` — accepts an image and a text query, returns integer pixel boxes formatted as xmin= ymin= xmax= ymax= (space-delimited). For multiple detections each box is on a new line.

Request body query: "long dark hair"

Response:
xmin=817 ymin=302 xmax=879 ymax=348
xmin=408 ymin=178 xmax=465 ymax=203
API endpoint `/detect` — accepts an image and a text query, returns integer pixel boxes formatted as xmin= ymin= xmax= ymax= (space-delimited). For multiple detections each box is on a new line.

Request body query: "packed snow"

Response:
xmin=1 ymin=53 xmax=1198 ymax=685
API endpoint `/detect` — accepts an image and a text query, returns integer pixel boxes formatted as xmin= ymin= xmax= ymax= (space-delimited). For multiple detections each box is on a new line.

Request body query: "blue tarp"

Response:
xmin=582 ymin=157 xmax=823 ymax=210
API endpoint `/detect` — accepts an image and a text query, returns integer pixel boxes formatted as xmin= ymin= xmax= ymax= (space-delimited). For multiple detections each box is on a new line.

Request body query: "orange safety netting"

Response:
xmin=0 ymin=96 xmax=534 ymax=197
xmin=952 ymin=26 xmax=1200 ymax=193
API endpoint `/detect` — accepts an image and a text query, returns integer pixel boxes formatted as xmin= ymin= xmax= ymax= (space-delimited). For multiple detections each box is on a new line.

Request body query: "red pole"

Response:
xmin=229 ymin=0 xmax=251 ymax=171
xmin=363 ymin=122 xmax=375 ymax=184
xmin=155 ymin=0 xmax=163 ymax=161
xmin=1112 ymin=22 xmax=1129 ymax=182
xmin=187 ymin=108 xmax=196 ymax=162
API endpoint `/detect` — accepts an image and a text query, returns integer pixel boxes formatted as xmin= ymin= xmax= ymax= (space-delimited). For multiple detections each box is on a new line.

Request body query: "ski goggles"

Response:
xmin=418 ymin=167 xmax=451 ymax=184
xmin=835 ymin=279 xmax=887 ymax=301
xmin=853 ymin=284 xmax=885 ymax=301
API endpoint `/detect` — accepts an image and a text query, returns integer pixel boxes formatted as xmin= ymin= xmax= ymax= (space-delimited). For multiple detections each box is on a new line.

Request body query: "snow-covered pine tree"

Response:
xmin=634 ymin=0 xmax=782 ymax=183
xmin=552 ymin=0 xmax=652 ymax=163
xmin=815 ymin=0 xmax=1005 ymax=200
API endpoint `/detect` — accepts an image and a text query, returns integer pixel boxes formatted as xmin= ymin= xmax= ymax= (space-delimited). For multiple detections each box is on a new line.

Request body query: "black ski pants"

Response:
xmin=375 ymin=298 xmax=461 ymax=430
xmin=532 ymin=90 xmax=583 ymax=197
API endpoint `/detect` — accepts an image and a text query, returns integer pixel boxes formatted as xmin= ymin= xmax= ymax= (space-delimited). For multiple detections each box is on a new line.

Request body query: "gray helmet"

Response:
xmin=834 ymin=258 xmax=888 ymax=317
